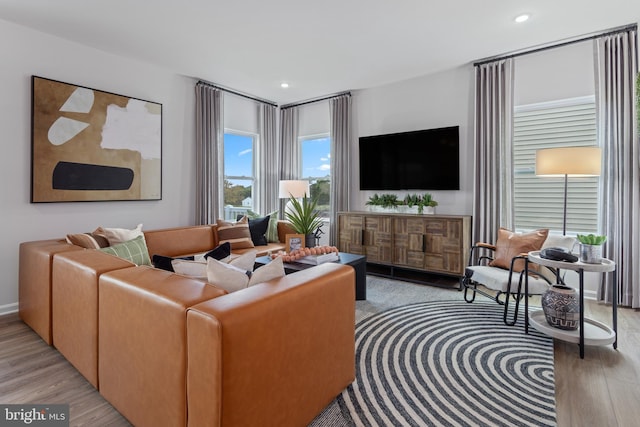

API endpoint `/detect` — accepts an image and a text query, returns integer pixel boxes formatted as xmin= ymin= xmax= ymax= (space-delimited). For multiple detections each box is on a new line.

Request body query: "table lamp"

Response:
xmin=279 ymin=180 xmax=310 ymax=216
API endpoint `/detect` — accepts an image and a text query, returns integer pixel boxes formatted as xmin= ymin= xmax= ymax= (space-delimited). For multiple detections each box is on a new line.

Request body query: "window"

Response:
xmin=300 ymin=135 xmax=331 ymax=219
xmin=223 ymin=131 xmax=256 ymax=220
xmin=513 ymin=96 xmax=599 ymax=234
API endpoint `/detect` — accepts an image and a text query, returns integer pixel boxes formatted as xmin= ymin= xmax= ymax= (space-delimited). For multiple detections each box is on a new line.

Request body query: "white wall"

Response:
xmin=0 ymin=19 xmax=197 ymax=313
xmin=352 ymin=65 xmax=475 ymax=215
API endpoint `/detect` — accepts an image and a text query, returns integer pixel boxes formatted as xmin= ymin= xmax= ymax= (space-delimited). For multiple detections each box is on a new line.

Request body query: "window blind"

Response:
xmin=513 ymin=97 xmax=599 ymax=234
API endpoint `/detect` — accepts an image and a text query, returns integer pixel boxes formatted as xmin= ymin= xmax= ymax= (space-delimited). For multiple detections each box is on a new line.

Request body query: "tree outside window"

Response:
xmin=301 ymin=135 xmax=331 ymax=219
xmin=223 ymin=132 xmax=255 ymax=220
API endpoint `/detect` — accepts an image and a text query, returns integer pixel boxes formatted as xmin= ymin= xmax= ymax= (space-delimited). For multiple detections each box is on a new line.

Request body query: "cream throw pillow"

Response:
xmin=94 ymin=223 xmax=144 ymax=245
xmin=207 ymin=254 xmax=285 ymax=293
xmin=173 ymin=250 xmax=256 ymax=282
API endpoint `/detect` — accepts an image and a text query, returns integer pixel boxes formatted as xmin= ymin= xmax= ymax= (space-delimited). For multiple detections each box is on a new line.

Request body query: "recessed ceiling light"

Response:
xmin=280 ymin=82 xmax=289 ymax=88
xmin=515 ymin=14 xmax=530 ymax=23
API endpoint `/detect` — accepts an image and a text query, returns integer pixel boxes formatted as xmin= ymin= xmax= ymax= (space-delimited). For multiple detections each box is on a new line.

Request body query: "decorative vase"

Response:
xmin=423 ymin=206 xmax=436 ymax=215
xmin=541 ymin=285 xmax=579 ymax=330
xmin=305 ymin=233 xmax=316 ymax=248
xmin=580 ymin=243 xmax=602 ymax=264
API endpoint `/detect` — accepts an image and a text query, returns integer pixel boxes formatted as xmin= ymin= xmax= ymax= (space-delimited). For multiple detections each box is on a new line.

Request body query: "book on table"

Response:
xmin=293 ymin=252 xmax=340 ymax=265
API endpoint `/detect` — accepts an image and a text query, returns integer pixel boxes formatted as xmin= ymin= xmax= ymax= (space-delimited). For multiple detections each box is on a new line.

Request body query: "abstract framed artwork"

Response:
xmin=31 ymin=76 xmax=162 ymax=202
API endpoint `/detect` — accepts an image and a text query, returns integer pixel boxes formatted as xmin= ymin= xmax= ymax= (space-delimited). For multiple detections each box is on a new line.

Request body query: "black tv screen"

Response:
xmin=359 ymin=126 xmax=460 ymax=191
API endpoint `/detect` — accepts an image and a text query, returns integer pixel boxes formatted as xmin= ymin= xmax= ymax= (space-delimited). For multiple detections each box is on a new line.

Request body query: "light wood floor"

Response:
xmin=1 ymin=293 xmax=638 ymax=426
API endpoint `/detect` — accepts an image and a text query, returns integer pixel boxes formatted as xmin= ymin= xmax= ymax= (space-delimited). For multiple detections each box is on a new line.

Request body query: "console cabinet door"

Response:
xmin=338 ymin=214 xmax=392 ymax=264
xmin=393 ymin=217 xmax=466 ymax=275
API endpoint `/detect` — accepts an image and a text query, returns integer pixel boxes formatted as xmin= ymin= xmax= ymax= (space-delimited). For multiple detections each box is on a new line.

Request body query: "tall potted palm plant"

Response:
xmin=285 ymin=194 xmax=324 ymax=247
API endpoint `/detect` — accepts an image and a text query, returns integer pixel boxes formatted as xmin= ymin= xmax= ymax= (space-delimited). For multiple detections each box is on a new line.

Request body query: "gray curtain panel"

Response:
xmin=195 ymin=83 xmax=224 ymax=225
xmin=278 ymin=106 xmax=301 ymax=218
xmin=329 ymin=93 xmax=352 ymax=246
xmin=594 ymin=29 xmax=639 ymax=307
xmin=473 ymin=59 xmax=515 ymax=245
xmin=256 ymin=103 xmax=279 ymax=215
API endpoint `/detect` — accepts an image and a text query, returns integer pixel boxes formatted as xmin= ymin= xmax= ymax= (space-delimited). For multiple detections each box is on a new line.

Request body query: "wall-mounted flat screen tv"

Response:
xmin=359 ymin=126 xmax=460 ymax=191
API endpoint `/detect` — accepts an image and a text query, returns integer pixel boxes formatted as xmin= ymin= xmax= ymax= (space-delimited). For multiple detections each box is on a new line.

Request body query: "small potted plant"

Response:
xmin=366 ymin=193 xmax=400 ymax=212
xmin=285 ymin=194 xmax=324 ymax=247
xmin=576 ymin=233 xmax=606 ymax=264
xmin=419 ymin=193 xmax=438 ymax=214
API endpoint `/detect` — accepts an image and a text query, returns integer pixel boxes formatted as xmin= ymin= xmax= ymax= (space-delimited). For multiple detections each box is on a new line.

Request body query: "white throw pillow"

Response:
xmin=94 ymin=223 xmax=144 ymax=245
xmin=206 ymin=254 xmax=285 ymax=293
xmin=171 ymin=259 xmax=207 ymax=280
xmin=173 ymin=250 xmax=257 ymax=283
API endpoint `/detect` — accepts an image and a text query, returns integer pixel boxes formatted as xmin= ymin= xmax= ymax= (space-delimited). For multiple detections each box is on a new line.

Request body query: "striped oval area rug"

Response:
xmin=338 ymin=300 xmax=556 ymax=427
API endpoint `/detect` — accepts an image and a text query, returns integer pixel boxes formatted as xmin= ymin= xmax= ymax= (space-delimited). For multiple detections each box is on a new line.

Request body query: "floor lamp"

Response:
xmin=278 ymin=180 xmax=310 ymax=217
xmin=535 ymin=146 xmax=602 ymax=235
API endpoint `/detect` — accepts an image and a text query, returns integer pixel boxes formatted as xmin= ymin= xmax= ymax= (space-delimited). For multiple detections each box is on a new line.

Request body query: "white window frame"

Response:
xmin=222 ymin=129 xmax=257 ymax=219
xmin=513 ymin=96 xmax=599 ymax=235
xmin=299 ymin=133 xmax=331 ymax=224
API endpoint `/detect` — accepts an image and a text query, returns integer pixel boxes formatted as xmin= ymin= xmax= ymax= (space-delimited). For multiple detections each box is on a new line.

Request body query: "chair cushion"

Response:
xmin=489 ymin=228 xmax=548 ymax=272
xmin=466 ymin=265 xmax=550 ymax=294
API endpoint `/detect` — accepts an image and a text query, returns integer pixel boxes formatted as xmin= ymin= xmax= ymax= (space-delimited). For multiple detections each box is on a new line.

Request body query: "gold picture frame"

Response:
xmin=285 ymin=233 xmax=305 ymax=253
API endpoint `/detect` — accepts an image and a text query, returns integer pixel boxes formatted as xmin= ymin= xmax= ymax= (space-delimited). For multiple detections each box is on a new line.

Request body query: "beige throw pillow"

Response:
xmin=94 ymin=223 xmax=144 ymax=245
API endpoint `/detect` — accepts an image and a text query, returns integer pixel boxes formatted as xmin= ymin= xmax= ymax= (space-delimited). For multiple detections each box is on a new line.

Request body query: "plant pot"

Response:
xmin=305 ymin=233 xmax=316 ymax=248
xmin=423 ymin=206 xmax=436 ymax=215
xmin=579 ymin=243 xmax=602 ymax=264
xmin=541 ymin=285 xmax=579 ymax=330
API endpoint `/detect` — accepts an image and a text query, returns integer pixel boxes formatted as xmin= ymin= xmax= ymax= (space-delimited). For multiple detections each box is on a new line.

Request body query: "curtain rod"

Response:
xmin=197 ymin=80 xmax=278 ymax=107
xmin=473 ymin=23 xmax=637 ymax=67
xmin=280 ymin=91 xmax=351 ymax=110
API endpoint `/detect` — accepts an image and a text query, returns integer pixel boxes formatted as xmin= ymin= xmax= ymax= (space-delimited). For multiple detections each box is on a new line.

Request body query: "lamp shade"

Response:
xmin=536 ymin=147 xmax=602 ymax=177
xmin=278 ymin=180 xmax=309 ymax=198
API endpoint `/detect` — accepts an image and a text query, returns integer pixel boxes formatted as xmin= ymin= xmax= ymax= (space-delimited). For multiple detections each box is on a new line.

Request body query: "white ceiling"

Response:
xmin=1 ymin=0 xmax=639 ymax=104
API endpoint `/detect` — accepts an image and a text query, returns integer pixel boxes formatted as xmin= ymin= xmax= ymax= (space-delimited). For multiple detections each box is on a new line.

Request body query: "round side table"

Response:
xmin=525 ymin=251 xmax=617 ymax=359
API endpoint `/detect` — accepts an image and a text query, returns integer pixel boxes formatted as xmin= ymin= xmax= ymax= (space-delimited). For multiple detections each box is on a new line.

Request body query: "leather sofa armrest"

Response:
xmin=186 ymin=263 xmax=356 ymax=427
xmin=19 ymin=240 xmax=83 ymax=344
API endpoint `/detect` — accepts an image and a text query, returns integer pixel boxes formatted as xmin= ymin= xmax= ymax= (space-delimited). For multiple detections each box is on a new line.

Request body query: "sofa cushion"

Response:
xmin=216 ymin=217 xmax=254 ymax=249
xmin=99 ymin=235 xmax=151 ymax=266
xmin=94 ymin=223 xmax=144 ymax=245
xmin=489 ymin=227 xmax=549 ymax=272
xmin=206 ymin=253 xmax=284 ymax=293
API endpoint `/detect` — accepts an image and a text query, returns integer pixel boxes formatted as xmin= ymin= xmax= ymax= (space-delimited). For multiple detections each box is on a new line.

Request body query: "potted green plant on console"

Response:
xmin=577 ymin=233 xmax=606 ymax=264
xmin=404 ymin=193 xmax=438 ymax=214
xmin=285 ymin=194 xmax=324 ymax=248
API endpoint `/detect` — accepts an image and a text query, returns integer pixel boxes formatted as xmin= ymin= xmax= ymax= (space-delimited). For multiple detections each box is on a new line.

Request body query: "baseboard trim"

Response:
xmin=0 ymin=302 xmax=18 ymax=316
xmin=583 ymin=290 xmax=597 ymax=300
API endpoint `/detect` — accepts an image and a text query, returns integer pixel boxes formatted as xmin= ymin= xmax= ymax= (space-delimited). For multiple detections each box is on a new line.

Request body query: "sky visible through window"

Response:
xmin=224 ymin=133 xmax=253 ymax=185
xmin=302 ymin=136 xmax=330 ymax=179
xmin=224 ymin=134 xmax=331 ymax=185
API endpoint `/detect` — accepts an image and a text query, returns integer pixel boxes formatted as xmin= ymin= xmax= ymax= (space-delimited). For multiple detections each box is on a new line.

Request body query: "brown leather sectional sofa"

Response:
xmin=19 ymin=222 xmax=356 ymax=426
